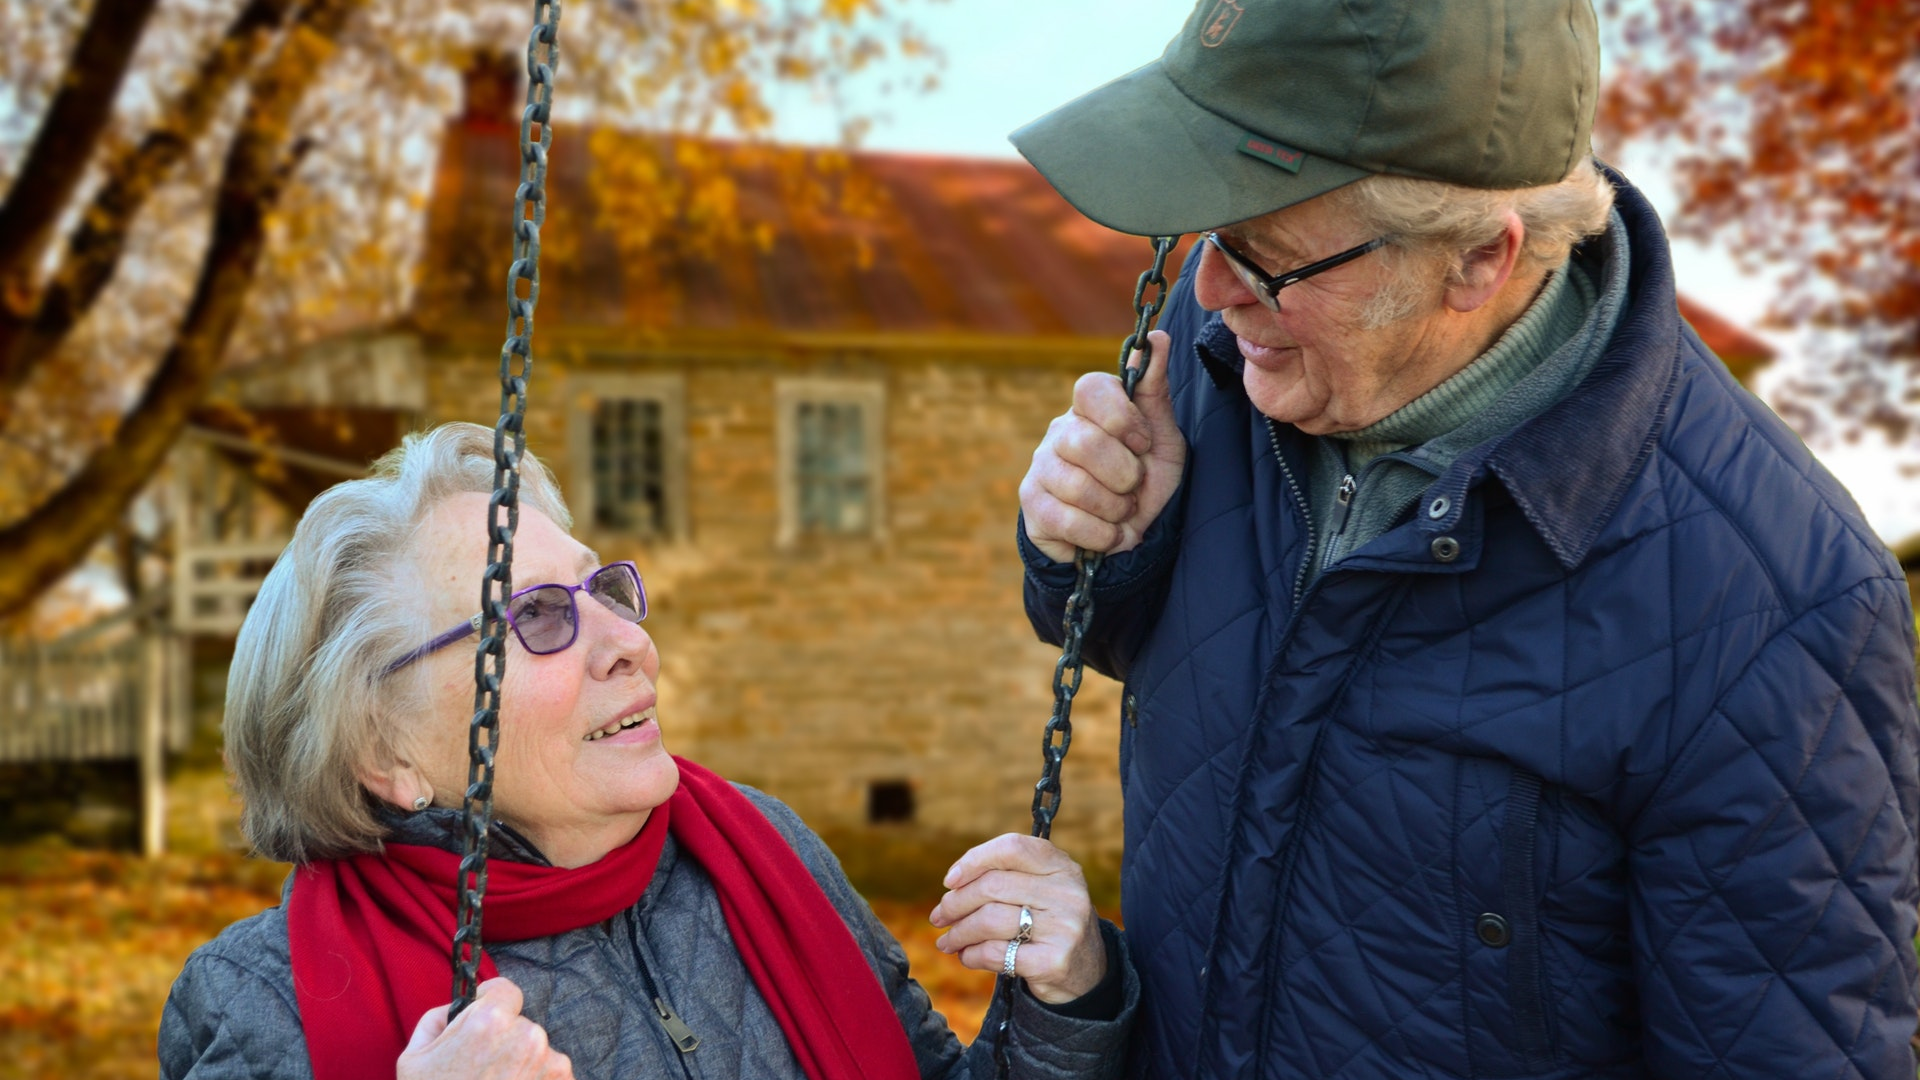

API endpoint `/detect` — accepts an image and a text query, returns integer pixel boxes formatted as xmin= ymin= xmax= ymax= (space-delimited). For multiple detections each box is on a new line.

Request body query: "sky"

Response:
xmin=764 ymin=0 xmax=1920 ymax=545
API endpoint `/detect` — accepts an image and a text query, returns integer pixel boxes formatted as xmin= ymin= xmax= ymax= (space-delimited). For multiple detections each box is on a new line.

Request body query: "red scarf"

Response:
xmin=288 ymin=757 xmax=920 ymax=1080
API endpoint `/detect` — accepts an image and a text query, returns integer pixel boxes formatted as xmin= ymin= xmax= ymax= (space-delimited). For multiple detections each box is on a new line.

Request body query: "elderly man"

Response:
xmin=1013 ymin=0 xmax=1920 ymax=1077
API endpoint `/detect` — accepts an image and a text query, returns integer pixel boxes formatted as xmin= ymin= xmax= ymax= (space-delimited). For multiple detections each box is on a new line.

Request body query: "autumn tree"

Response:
xmin=1598 ymin=0 xmax=1919 ymax=439
xmin=0 ymin=0 xmax=930 ymax=619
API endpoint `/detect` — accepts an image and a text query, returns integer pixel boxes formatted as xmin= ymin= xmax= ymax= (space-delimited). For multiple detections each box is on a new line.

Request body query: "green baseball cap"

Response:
xmin=1010 ymin=0 xmax=1600 ymax=236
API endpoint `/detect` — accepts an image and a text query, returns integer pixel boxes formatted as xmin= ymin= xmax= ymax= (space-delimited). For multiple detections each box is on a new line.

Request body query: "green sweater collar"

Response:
xmin=1333 ymin=262 xmax=1595 ymax=470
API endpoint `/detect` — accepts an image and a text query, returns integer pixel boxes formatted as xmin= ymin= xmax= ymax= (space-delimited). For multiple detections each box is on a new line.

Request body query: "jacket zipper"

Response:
xmin=1265 ymin=417 xmax=1316 ymax=607
xmin=651 ymin=997 xmax=701 ymax=1053
xmin=1322 ymin=472 xmax=1357 ymax=571
xmin=1207 ymin=421 xmax=1383 ymax=1075
xmin=625 ymin=913 xmax=702 ymax=1055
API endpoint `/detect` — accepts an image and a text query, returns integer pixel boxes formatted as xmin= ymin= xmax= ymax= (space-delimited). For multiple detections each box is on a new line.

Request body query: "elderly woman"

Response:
xmin=160 ymin=423 xmax=1134 ymax=1080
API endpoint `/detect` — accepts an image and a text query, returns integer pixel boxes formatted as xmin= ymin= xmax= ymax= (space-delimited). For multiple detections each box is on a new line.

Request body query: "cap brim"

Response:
xmin=1009 ymin=62 xmax=1371 ymax=237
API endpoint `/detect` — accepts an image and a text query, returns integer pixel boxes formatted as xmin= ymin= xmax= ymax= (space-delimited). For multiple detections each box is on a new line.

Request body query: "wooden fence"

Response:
xmin=0 ymin=630 xmax=190 ymax=855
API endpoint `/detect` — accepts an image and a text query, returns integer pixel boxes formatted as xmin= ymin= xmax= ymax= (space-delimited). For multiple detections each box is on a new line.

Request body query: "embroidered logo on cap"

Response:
xmin=1237 ymin=134 xmax=1305 ymax=173
xmin=1200 ymin=0 xmax=1244 ymax=48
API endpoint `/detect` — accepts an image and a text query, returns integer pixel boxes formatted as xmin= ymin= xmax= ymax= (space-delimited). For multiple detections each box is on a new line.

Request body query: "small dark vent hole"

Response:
xmin=867 ymin=780 xmax=915 ymax=824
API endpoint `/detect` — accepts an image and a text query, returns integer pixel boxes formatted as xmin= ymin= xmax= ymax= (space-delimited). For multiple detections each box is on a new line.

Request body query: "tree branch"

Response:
xmin=0 ymin=0 xmax=298 ymax=410
xmin=0 ymin=0 xmax=361 ymax=613
xmin=0 ymin=0 xmax=160 ymax=309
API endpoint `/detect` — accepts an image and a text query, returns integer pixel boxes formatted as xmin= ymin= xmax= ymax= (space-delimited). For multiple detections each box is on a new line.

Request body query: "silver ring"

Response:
xmin=1001 ymin=905 xmax=1035 ymax=979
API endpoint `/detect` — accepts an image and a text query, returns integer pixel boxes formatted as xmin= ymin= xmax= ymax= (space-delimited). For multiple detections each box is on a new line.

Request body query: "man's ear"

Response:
xmin=1445 ymin=210 xmax=1526 ymax=314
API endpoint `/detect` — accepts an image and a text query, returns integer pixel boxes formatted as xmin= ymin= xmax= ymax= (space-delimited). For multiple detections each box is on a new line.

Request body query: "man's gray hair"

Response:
xmin=1328 ymin=156 xmax=1617 ymax=328
xmin=224 ymin=422 xmax=572 ymax=864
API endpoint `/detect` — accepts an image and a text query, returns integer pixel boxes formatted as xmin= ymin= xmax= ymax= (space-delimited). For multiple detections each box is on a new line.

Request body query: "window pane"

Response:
xmin=591 ymin=398 xmax=667 ymax=535
xmin=796 ymin=401 xmax=870 ymax=533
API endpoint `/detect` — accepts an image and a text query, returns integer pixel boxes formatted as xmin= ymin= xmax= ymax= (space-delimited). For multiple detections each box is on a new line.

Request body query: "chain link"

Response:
xmin=992 ymin=233 xmax=1177 ymax=1078
xmin=450 ymin=0 xmax=561 ymax=1019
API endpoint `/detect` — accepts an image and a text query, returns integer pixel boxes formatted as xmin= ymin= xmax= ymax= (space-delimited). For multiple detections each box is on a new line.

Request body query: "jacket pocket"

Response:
xmin=1500 ymin=768 xmax=1553 ymax=1069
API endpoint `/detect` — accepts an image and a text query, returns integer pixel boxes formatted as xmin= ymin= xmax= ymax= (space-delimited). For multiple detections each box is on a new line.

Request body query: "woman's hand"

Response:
xmin=929 ymin=834 xmax=1106 ymax=1004
xmin=398 ymin=977 xmax=574 ymax=1080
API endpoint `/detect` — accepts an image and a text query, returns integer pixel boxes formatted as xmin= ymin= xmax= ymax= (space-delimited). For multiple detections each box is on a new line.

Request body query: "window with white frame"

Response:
xmin=567 ymin=373 xmax=687 ymax=541
xmin=775 ymin=377 xmax=885 ymax=544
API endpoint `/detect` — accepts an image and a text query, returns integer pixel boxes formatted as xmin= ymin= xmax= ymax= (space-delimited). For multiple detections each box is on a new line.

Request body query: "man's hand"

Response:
xmin=1020 ymin=330 xmax=1185 ymax=563
xmin=397 ymin=977 xmax=573 ymax=1080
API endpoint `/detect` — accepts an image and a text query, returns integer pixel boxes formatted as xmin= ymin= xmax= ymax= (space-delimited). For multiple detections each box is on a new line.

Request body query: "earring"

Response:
xmin=412 ymin=795 xmax=431 ymax=812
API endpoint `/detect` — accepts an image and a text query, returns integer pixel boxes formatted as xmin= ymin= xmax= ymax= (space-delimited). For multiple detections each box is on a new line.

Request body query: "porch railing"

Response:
xmin=0 ymin=629 xmax=190 ymax=855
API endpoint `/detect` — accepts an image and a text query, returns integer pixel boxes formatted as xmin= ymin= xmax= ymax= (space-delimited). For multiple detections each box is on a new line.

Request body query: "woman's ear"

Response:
xmin=356 ymin=744 xmax=432 ymax=811
xmin=1444 ymin=210 xmax=1526 ymax=314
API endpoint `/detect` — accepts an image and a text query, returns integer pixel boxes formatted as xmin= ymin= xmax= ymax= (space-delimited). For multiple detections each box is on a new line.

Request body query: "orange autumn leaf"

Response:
xmin=1598 ymin=0 xmax=1920 ymax=440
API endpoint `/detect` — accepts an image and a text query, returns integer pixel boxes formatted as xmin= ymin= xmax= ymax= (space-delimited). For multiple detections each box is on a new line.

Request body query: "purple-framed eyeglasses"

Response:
xmin=383 ymin=561 xmax=647 ymax=676
xmin=1204 ymin=231 xmax=1392 ymax=312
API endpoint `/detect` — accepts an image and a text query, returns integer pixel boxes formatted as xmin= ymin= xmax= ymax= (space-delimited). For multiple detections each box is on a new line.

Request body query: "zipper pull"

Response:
xmin=654 ymin=997 xmax=700 ymax=1053
xmin=1332 ymin=473 xmax=1357 ymax=533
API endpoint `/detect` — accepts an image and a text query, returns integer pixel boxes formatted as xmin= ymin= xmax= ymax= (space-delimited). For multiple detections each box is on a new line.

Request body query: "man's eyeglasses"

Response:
xmin=384 ymin=561 xmax=648 ymax=675
xmin=1204 ymin=231 xmax=1392 ymax=312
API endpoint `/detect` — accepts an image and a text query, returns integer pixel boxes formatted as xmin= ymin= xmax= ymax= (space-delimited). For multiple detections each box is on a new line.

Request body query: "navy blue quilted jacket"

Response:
xmin=1022 ymin=171 xmax=1920 ymax=1079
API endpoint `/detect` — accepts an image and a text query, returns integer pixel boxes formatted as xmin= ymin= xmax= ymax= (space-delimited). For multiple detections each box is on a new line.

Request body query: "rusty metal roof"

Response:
xmin=416 ymin=120 xmax=1196 ymax=342
xmin=415 ymin=111 xmax=1772 ymax=378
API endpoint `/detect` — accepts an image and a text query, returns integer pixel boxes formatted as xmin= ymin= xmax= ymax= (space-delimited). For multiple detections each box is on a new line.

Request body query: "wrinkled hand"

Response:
xmin=398 ymin=977 xmax=573 ymax=1080
xmin=929 ymin=834 xmax=1105 ymax=1005
xmin=1019 ymin=329 xmax=1186 ymax=564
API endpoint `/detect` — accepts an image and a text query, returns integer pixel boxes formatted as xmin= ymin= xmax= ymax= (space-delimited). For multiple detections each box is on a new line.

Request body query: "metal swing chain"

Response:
xmin=990 ymin=233 xmax=1178 ymax=1078
xmin=450 ymin=0 xmax=562 ymax=1019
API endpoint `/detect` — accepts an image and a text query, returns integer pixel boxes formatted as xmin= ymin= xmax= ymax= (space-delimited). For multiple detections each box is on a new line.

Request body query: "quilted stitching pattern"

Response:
xmin=157 ymin=923 xmax=317 ymax=1080
xmin=1026 ymin=179 xmax=1920 ymax=1080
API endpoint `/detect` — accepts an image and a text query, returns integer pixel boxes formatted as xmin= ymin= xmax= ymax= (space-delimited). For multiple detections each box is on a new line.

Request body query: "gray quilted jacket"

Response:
xmin=159 ymin=786 xmax=1136 ymax=1079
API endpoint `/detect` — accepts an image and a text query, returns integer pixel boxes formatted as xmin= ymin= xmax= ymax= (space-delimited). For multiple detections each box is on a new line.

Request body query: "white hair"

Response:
xmin=224 ymin=422 xmax=572 ymax=863
xmin=1324 ymin=156 xmax=1616 ymax=327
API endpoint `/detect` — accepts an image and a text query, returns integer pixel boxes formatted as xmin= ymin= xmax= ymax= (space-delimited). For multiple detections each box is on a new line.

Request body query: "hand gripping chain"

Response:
xmin=990 ymin=234 xmax=1178 ymax=1077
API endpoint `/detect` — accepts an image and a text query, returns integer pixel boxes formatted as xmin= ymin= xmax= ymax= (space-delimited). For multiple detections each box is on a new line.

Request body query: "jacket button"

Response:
xmin=1431 ymin=536 xmax=1461 ymax=562
xmin=1476 ymin=912 xmax=1511 ymax=948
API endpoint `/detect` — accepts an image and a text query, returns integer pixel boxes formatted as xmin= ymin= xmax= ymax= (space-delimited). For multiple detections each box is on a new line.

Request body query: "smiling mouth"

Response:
xmin=1236 ymin=338 xmax=1298 ymax=367
xmin=1234 ymin=330 xmax=1293 ymax=352
xmin=585 ymin=705 xmax=656 ymax=741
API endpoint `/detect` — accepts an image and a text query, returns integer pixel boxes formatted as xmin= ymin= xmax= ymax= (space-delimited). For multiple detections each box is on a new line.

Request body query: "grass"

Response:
xmin=0 ymin=844 xmax=289 ymax=1080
